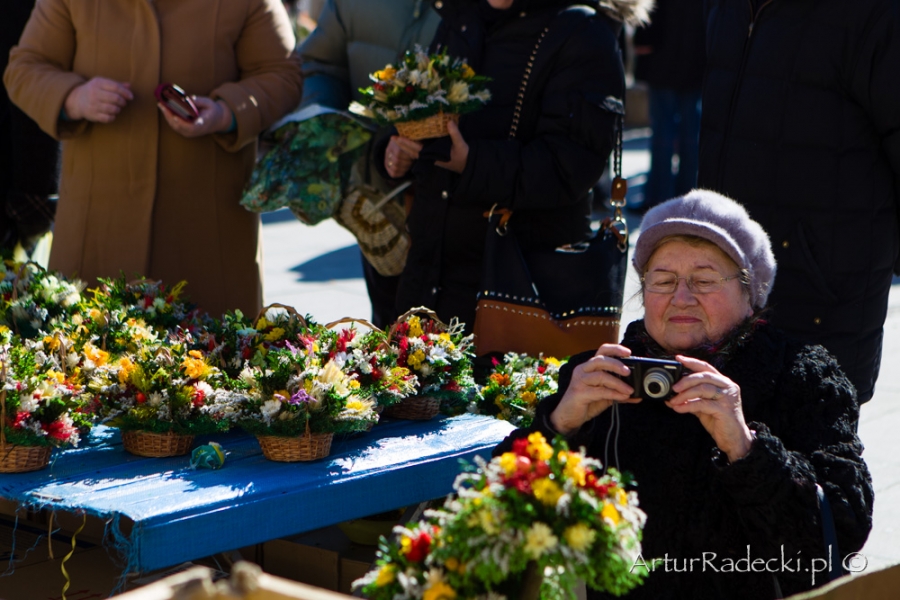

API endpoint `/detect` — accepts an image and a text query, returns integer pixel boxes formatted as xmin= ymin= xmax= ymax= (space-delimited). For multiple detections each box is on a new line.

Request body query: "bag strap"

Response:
xmin=816 ymin=483 xmax=848 ymax=581
xmin=502 ymin=6 xmax=629 ymax=250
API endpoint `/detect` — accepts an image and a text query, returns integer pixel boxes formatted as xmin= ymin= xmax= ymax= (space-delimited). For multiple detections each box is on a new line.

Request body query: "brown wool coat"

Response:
xmin=3 ymin=0 xmax=303 ymax=319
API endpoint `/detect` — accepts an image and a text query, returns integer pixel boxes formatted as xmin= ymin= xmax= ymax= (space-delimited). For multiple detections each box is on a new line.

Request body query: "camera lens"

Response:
xmin=643 ymin=368 xmax=674 ymax=399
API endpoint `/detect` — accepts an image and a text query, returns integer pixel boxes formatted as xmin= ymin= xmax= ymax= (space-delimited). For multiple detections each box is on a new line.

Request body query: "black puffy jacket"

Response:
xmin=495 ymin=319 xmax=873 ymax=599
xmin=697 ymin=0 xmax=900 ymax=403
xmin=391 ymin=0 xmax=650 ymax=329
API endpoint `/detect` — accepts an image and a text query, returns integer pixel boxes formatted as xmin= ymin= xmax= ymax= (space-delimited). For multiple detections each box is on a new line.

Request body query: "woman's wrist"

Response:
xmin=215 ymin=100 xmax=235 ymax=133
xmin=723 ymin=428 xmax=755 ymax=463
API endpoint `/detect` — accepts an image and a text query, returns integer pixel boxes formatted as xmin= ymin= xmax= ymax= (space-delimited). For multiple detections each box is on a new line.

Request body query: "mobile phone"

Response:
xmin=154 ymin=83 xmax=200 ymax=122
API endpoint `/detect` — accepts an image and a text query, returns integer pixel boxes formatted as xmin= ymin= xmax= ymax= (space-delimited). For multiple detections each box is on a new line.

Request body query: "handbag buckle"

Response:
xmin=485 ymin=203 xmax=513 ymax=236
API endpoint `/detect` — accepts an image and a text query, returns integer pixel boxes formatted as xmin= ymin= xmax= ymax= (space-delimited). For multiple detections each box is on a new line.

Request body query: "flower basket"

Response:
xmin=122 ymin=430 xmax=195 ymax=457
xmin=352 ymin=47 xmax=491 ymax=135
xmin=0 ymin=443 xmax=51 ymax=473
xmin=381 ymin=395 xmax=440 ymax=420
xmin=395 ymin=112 xmax=460 ymax=141
xmin=256 ymin=431 xmax=333 ymax=462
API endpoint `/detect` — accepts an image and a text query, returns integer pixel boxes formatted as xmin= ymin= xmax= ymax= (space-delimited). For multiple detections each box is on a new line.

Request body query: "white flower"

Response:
xmin=19 ymin=393 xmax=39 ymax=413
xmin=260 ymin=399 xmax=283 ymax=424
xmin=148 ymin=392 xmax=165 ymax=407
xmin=264 ymin=306 xmax=289 ymax=323
xmin=446 ymin=81 xmax=470 ymax=104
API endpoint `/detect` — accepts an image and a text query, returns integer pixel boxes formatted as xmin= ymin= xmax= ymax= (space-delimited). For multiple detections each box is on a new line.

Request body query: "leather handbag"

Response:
xmin=473 ymin=11 xmax=629 ymax=358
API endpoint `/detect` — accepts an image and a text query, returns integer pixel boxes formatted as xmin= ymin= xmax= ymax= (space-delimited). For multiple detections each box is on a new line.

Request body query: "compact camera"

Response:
xmin=617 ymin=356 xmax=684 ymax=401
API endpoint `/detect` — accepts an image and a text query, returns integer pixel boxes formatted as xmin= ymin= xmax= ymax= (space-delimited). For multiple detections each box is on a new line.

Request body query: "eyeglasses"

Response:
xmin=641 ymin=271 xmax=743 ymax=295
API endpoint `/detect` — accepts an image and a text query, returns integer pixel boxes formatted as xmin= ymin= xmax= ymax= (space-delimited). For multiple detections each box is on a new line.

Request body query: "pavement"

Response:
xmin=259 ymin=132 xmax=900 ymax=576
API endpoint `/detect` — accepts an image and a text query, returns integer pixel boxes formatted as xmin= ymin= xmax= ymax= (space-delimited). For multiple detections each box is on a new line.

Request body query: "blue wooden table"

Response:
xmin=0 ymin=414 xmax=514 ymax=573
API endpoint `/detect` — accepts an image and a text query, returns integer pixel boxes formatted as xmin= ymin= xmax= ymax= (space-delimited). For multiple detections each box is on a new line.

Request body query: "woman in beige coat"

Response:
xmin=4 ymin=0 xmax=303 ymax=318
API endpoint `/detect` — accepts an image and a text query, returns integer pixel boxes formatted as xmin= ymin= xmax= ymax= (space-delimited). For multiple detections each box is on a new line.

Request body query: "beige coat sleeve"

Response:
xmin=3 ymin=0 xmax=89 ymax=140
xmin=212 ymin=0 xmax=303 ymax=152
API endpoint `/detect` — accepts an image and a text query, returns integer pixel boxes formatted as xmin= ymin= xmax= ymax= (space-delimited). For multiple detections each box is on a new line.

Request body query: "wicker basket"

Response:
xmin=0 ymin=444 xmax=51 ymax=473
xmin=395 ymin=112 xmax=460 ymax=140
xmin=382 ymin=395 xmax=440 ymax=420
xmin=256 ymin=431 xmax=334 ymax=462
xmin=122 ymin=430 xmax=195 ymax=457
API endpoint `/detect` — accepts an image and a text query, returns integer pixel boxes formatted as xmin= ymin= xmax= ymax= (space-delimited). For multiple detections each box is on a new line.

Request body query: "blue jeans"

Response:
xmin=645 ymin=87 xmax=702 ymax=208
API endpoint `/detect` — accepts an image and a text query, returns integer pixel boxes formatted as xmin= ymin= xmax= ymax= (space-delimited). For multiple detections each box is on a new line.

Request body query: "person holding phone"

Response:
xmin=495 ymin=190 xmax=873 ymax=599
xmin=4 ymin=0 xmax=303 ymax=318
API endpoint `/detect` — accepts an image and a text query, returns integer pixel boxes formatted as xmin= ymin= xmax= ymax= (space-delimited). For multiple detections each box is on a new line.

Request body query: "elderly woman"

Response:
xmin=495 ymin=190 xmax=873 ymax=599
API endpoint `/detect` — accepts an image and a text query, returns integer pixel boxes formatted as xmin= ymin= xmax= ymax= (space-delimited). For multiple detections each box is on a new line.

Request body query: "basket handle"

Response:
xmin=323 ymin=317 xmax=382 ymax=332
xmin=387 ymin=306 xmax=447 ymax=344
xmin=255 ymin=303 xmax=308 ymax=329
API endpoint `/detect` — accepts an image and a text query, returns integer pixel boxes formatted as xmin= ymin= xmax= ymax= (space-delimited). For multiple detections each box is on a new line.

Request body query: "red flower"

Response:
xmin=491 ymin=356 xmax=500 ymax=367
xmin=143 ymin=295 xmax=153 ymax=309
xmin=242 ymin=346 xmax=252 ymax=360
xmin=207 ymin=335 xmax=217 ymax=351
xmin=537 ymin=365 xmax=547 ymax=374
xmin=135 ymin=392 xmax=146 ymax=404
xmin=443 ymin=380 xmax=461 ymax=393
xmin=13 ymin=411 xmax=30 ymax=428
xmin=405 ymin=531 xmax=432 ymax=562
xmin=511 ymin=438 xmax=530 ymax=457
xmin=192 ymin=387 xmax=207 ymax=407
xmin=405 ymin=85 xmax=414 ymax=93
xmin=44 ymin=419 xmax=75 ymax=442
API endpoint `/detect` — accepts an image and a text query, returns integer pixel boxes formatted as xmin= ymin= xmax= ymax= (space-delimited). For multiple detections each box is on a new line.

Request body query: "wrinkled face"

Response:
xmin=642 ymin=240 xmax=753 ymax=353
xmin=487 ymin=0 xmax=515 ymax=8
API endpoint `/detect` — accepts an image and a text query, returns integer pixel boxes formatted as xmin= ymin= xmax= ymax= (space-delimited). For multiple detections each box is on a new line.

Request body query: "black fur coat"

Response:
xmin=494 ymin=319 xmax=873 ymax=599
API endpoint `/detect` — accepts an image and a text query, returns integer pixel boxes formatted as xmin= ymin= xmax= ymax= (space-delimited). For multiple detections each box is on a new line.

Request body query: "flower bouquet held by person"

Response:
xmin=384 ymin=308 xmax=475 ymax=420
xmin=236 ymin=335 xmax=378 ymax=462
xmin=0 ymin=327 xmax=91 ymax=472
xmin=477 ymin=353 xmax=565 ymax=427
xmin=81 ymin=332 xmax=241 ymax=457
xmin=351 ymin=46 xmax=492 ymax=140
xmin=354 ymin=432 xmax=647 ymax=600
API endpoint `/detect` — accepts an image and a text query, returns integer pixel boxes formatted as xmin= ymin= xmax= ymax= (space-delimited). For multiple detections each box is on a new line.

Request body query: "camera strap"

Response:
xmin=603 ymin=401 xmax=622 ymax=474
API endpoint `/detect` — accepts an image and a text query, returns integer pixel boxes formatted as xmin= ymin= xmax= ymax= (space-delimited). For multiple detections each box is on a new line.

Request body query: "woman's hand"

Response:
xmin=64 ymin=77 xmax=133 ymax=123
xmin=384 ymin=135 xmax=422 ymax=178
xmin=549 ymin=344 xmax=642 ymax=436
xmin=667 ymin=355 xmax=754 ymax=462
xmin=158 ymin=96 xmax=233 ymax=138
xmin=435 ymin=120 xmax=469 ymax=174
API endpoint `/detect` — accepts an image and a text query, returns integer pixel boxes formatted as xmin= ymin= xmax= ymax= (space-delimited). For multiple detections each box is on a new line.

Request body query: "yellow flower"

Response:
xmin=256 ymin=316 xmax=269 ymax=330
xmin=617 ymin=488 xmax=628 ymax=506
xmin=399 ymin=536 xmax=412 ymax=556
xmin=527 ymin=432 xmax=553 ymax=461
xmin=117 ymin=357 xmax=136 ymax=384
xmin=521 ymin=391 xmax=537 ymax=405
xmin=423 ymin=581 xmax=456 ymax=600
xmin=46 ymin=370 xmax=65 ymax=384
xmin=444 ymin=557 xmax=460 ymax=572
xmin=374 ymin=564 xmax=395 ymax=587
xmin=477 ymin=508 xmax=499 ymax=534
xmin=493 ymin=394 xmax=507 ymax=409
xmin=88 ymin=308 xmax=106 ymax=325
xmin=407 ymin=349 xmax=426 ymax=369
xmin=374 ymin=66 xmax=397 ymax=81
xmin=84 ymin=343 xmax=109 ymax=367
xmin=532 ymin=477 xmax=563 ymax=507
xmin=601 ymin=502 xmax=620 ymax=525
xmin=345 ymin=398 xmax=368 ymax=411
xmin=499 ymin=452 xmax=519 ymax=476
xmin=545 ymin=357 xmax=561 ymax=367
xmin=182 ymin=352 xmax=211 ymax=380
xmin=561 ymin=452 xmax=586 ymax=486
xmin=43 ymin=335 xmax=61 ymax=352
xmin=264 ymin=327 xmax=285 ymax=342
xmin=564 ymin=523 xmax=597 ymax=552
xmin=460 ymin=63 xmax=476 ymax=79
xmin=349 ymin=380 xmax=361 ymax=389
xmin=407 ymin=316 xmax=424 ymax=338
xmin=524 ymin=522 xmax=558 ymax=559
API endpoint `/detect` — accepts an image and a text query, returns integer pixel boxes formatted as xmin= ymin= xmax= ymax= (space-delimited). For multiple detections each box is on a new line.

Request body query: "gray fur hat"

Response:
xmin=633 ymin=189 xmax=777 ymax=308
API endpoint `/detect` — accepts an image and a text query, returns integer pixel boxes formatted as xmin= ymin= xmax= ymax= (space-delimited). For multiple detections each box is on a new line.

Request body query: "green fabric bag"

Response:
xmin=241 ymin=105 xmax=374 ymax=225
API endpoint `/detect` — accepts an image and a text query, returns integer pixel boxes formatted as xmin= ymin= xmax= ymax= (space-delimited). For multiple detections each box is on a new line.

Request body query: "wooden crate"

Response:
xmin=112 ymin=562 xmax=354 ymax=600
